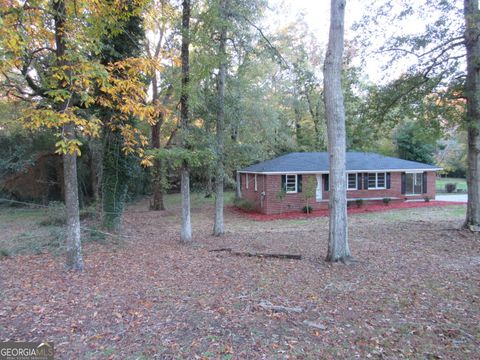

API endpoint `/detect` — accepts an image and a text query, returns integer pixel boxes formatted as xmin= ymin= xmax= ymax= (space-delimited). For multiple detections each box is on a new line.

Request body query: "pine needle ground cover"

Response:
xmin=0 ymin=201 xmax=478 ymax=359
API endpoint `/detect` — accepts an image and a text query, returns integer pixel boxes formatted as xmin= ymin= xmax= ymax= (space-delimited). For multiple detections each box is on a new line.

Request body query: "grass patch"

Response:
xmin=359 ymin=205 xmax=466 ymax=222
xmin=0 ymin=202 xmax=108 ymax=257
xmin=436 ymin=177 xmax=467 ymax=193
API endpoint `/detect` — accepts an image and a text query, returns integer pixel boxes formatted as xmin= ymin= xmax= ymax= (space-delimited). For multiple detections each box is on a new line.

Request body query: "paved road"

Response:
xmin=435 ymin=194 xmax=468 ymax=203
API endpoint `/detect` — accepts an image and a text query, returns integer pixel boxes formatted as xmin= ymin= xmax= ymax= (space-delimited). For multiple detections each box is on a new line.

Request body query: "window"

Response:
xmin=405 ymin=173 xmax=423 ymax=195
xmin=368 ymin=172 xmax=386 ymax=189
xmin=254 ymin=174 xmax=257 ymax=191
xmin=246 ymin=173 xmax=249 ymax=189
xmin=347 ymin=173 xmax=357 ymax=190
xmin=285 ymin=174 xmax=297 ymax=193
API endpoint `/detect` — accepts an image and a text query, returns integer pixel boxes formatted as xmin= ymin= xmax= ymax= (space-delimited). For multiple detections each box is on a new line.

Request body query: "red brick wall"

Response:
xmin=240 ymin=173 xmax=267 ymax=211
xmin=240 ymin=171 xmax=437 ymax=215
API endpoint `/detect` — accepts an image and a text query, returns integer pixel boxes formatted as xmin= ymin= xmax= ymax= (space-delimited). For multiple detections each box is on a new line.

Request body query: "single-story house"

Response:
xmin=237 ymin=152 xmax=442 ymax=214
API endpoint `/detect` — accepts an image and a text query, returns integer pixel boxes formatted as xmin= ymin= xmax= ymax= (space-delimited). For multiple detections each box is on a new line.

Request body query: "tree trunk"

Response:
xmin=101 ymin=129 xmax=130 ymax=231
xmin=180 ymin=0 xmax=192 ymax=242
xmin=150 ymin=114 xmax=165 ymax=210
xmin=323 ymin=0 xmax=351 ymax=262
xmin=213 ymin=0 xmax=227 ymax=236
xmin=464 ymin=0 xmax=480 ymax=229
xmin=205 ymin=175 xmax=213 ymax=197
xmin=306 ymin=92 xmax=322 ymax=151
xmin=149 ymin=74 xmax=171 ymax=211
xmin=150 ymin=158 xmax=165 ymax=210
xmin=64 ymin=125 xmax=84 ymax=271
xmin=89 ymin=139 xmax=102 ymax=206
xmin=235 ymin=171 xmax=241 ymax=198
xmin=53 ymin=0 xmax=84 ymax=270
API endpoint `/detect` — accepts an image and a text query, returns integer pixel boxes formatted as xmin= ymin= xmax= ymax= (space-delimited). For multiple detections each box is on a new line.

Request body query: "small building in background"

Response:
xmin=238 ymin=152 xmax=442 ymax=214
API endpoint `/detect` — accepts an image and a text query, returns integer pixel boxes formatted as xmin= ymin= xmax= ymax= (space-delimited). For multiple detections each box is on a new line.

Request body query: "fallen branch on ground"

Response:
xmin=209 ymin=248 xmax=302 ymax=260
xmin=303 ymin=320 xmax=327 ymax=330
xmin=258 ymin=300 xmax=303 ymax=313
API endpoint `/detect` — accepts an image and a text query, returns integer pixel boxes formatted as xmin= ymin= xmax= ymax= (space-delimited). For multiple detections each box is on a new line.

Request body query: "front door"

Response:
xmin=316 ymin=175 xmax=322 ymax=201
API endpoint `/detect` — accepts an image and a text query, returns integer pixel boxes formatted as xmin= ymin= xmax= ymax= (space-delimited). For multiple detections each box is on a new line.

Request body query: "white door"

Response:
xmin=316 ymin=175 xmax=322 ymax=201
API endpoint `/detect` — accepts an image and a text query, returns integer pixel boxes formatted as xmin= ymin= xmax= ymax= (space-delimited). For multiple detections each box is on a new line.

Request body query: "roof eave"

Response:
xmin=238 ymin=168 xmax=443 ymax=174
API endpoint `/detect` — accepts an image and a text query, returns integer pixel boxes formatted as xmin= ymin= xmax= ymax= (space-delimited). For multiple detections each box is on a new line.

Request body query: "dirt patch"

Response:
xmin=0 ymin=200 xmax=478 ymax=359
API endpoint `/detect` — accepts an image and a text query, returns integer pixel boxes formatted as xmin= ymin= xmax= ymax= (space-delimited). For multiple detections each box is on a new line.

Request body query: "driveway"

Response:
xmin=436 ymin=194 xmax=468 ymax=203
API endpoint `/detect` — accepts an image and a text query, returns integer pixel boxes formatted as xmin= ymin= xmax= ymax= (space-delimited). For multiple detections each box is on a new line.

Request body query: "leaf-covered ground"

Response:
xmin=1 ymin=200 xmax=479 ymax=359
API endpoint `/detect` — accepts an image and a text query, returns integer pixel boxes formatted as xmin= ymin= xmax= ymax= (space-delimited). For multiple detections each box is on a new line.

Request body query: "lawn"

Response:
xmin=0 ymin=196 xmax=478 ymax=359
xmin=436 ymin=177 xmax=467 ymax=193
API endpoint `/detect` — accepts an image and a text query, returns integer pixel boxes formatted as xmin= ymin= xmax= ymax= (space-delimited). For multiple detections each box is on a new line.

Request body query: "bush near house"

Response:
xmin=445 ymin=183 xmax=456 ymax=193
xmin=234 ymin=197 xmax=254 ymax=212
xmin=436 ymin=177 xmax=467 ymax=193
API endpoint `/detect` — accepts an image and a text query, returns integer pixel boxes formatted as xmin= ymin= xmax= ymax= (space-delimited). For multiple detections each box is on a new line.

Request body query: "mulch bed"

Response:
xmin=231 ymin=200 xmax=466 ymax=221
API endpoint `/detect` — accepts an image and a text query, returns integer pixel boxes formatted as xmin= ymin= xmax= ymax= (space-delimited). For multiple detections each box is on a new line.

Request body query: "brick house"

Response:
xmin=237 ymin=152 xmax=442 ymax=215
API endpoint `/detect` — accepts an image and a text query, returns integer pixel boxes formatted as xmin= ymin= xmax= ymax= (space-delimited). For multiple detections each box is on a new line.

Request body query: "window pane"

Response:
xmin=348 ymin=174 xmax=357 ymax=189
xmin=405 ymin=173 xmax=414 ymax=194
xmin=377 ymin=173 xmax=385 ymax=188
xmin=368 ymin=173 xmax=377 ymax=188
xmin=286 ymin=175 xmax=296 ymax=192
xmin=414 ymin=173 xmax=422 ymax=194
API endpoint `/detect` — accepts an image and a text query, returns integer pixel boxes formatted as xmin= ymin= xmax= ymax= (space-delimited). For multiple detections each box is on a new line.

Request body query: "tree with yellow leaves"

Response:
xmin=0 ymin=0 xmax=156 ymax=270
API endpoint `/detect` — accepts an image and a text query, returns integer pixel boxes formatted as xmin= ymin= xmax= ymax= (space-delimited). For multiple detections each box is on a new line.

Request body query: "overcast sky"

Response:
xmin=267 ymin=0 xmax=365 ymax=45
xmin=266 ymin=0 xmax=437 ymax=83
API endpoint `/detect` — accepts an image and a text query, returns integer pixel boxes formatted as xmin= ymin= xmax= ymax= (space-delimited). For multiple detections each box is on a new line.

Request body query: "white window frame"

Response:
xmin=246 ymin=173 xmax=249 ymax=189
xmin=285 ymin=174 xmax=298 ymax=193
xmin=254 ymin=174 xmax=258 ymax=191
xmin=367 ymin=172 xmax=386 ymax=190
xmin=347 ymin=173 xmax=357 ymax=190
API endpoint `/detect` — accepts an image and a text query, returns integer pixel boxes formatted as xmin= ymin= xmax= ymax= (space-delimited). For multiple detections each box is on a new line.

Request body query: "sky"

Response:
xmin=267 ymin=0 xmax=366 ymax=46
xmin=265 ymin=0 xmax=442 ymax=83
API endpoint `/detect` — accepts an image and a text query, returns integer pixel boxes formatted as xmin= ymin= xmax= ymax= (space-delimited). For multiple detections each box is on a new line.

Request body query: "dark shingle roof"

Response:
xmin=240 ymin=152 xmax=442 ymax=173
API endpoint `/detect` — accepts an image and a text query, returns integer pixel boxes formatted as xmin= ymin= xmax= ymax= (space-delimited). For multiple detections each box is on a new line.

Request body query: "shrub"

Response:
xmin=0 ymin=248 xmax=11 ymax=259
xmin=424 ymin=196 xmax=431 ymax=202
xmin=233 ymin=197 xmax=254 ymax=212
xmin=382 ymin=197 xmax=391 ymax=205
xmin=355 ymin=199 xmax=364 ymax=208
xmin=302 ymin=205 xmax=313 ymax=214
xmin=445 ymin=183 xmax=456 ymax=193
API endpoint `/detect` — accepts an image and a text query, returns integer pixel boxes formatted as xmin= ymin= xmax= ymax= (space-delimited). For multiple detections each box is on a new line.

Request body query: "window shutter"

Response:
xmin=364 ymin=172 xmax=369 ymax=189
xmin=386 ymin=173 xmax=391 ymax=189
xmin=297 ymin=175 xmax=302 ymax=192
xmin=423 ymin=172 xmax=428 ymax=193
xmin=281 ymin=175 xmax=286 ymax=191
xmin=323 ymin=174 xmax=329 ymax=191
xmin=401 ymin=173 xmax=406 ymax=194
xmin=357 ymin=173 xmax=362 ymax=190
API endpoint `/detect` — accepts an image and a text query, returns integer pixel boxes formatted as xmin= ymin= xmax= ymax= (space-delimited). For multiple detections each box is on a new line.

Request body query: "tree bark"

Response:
xmin=89 ymin=139 xmax=102 ymax=206
xmin=149 ymin=74 xmax=171 ymax=211
xmin=64 ymin=125 xmax=84 ymax=271
xmin=323 ymin=0 xmax=351 ymax=262
xmin=235 ymin=171 xmax=241 ymax=198
xmin=150 ymin=111 xmax=165 ymax=211
xmin=180 ymin=0 xmax=192 ymax=242
xmin=53 ymin=0 xmax=83 ymax=270
xmin=213 ymin=0 xmax=227 ymax=236
xmin=464 ymin=0 xmax=480 ymax=229
xmin=306 ymin=92 xmax=323 ymax=151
